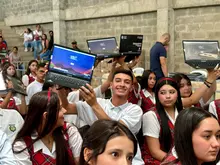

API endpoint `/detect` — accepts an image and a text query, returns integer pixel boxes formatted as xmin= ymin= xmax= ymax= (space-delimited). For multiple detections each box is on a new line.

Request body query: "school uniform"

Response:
xmin=13 ymin=123 xmax=82 ymax=165
xmin=142 ymin=108 xmax=178 ymax=165
xmin=0 ymin=108 xmax=24 ymax=143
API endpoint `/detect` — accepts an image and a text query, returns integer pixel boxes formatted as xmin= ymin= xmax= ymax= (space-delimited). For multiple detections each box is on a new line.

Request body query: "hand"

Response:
xmin=7 ymin=81 xmax=13 ymax=89
xmin=206 ymin=68 xmax=220 ymax=82
xmin=79 ymin=84 xmax=97 ymax=107
xmin=128 ymin=56 xmax=140 ymax=69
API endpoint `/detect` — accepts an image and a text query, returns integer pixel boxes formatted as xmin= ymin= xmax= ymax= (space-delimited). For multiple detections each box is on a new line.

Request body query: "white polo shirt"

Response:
xmin=26 ymin=80 xmax=43 ymax=105
xmin=142 ymin=108 xmax=178 ymax=138
xmin=142 ymin=89 xmax=156 ymax=104
xmin=76 ymin=98 xmax=143 ymax=135
xmin=0 ymin=108 xmax=24 ymax=143
xmin=209 ymin=101 xmax=218 ymax=119
xmin=13 ymin=123 xmax=82 ymax=165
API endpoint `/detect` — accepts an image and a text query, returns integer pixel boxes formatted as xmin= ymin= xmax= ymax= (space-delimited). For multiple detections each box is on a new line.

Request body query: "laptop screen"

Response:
xmin=119 ymin=34 xmax=143 ymax=55
xmin=183 ymin=40 xmax=220 ymax=61
xmin=49 ymin=45 xmax=96 ymax=81
xmin=87 ymin=37 xmax=118 ymax=53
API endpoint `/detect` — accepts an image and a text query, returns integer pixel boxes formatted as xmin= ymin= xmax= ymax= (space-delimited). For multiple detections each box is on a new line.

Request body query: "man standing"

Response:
xmin=150 ymin=33 xmax=170 ymax=81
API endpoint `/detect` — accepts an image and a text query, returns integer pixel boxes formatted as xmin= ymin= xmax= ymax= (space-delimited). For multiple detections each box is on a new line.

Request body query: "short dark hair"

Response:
xmin=112 ymin=69 xmax=134 ymax=82
xmin=79 ymin=119 xmax=137 ymax=164
xmin=37 ymin=62 xmax=46 ymax=70
xmin=13 ymin=46 xmax=18 ymax=51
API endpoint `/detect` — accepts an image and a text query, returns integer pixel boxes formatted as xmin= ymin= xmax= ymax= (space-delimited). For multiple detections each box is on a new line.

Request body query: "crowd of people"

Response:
xmin=0 ymin=26 xmax=220 ymax=165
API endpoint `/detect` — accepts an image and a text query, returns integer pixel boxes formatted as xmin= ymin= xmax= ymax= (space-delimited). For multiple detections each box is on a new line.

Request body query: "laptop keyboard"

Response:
xmin=46 ymin=72 xmax=88 ymax=89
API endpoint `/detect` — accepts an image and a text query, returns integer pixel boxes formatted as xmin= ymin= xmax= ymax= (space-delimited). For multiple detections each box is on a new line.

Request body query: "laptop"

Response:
xmin=119 ymin=34 xmax=144 ymax=62
xmin=87 ymin=37 xmax=121 ymax=59
xmin=45 ymin=44 xmax=97 ymax=89
xmin=0 ymin=72 xmax=26 ymax=95
xmin=182 ymin=40 xmax=220 ymax=69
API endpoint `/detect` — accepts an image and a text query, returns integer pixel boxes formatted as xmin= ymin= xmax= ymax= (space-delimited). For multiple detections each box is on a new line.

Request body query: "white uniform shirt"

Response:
xmin=76 ymin=98 xmax=143 ymax=135
xmin=65 ymin=85 xmax=104 ymax=127
xmin=142 ymin=108 xmax=178 ymax=138
xmin=209 ymin=101 xmax=218 ymax=119
xmin=13 ymin=123 xmax=82 ymax=165
xmin=0 ymin=108 xmax=24 ymax=143
xmin=142 ymin=89 xmax=156 ymax=104
xmin=26 ymin=80 xmax=43 ymax=104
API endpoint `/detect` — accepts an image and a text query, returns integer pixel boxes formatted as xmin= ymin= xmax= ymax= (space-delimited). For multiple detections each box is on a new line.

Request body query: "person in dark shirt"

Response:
xmin=72 ymin=40 xmax=80 ymax=51
xmin=150 ymin=33 xmax=170 ymax=81
xmin=48 ymin=30 xmax=54 ymax=51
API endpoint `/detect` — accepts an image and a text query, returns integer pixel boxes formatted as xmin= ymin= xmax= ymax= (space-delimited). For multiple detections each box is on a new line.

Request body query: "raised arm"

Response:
xmin=182 ymin=69 xmax=220 ymax=107
xmin=58 ymin=87 xmax=77 ymax=114
xmin=160 ymin=56 xmax=168 ymax=77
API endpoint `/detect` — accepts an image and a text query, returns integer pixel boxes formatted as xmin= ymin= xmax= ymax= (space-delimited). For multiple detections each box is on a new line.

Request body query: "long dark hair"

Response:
xmin=13 ymin=91 xmax=74 ymax=165
xmin=155 ymin=77 xmax=183 ymax=152
xmin=2 ymin=62 xmax=19 ymax=83
xmin=172 ymin=73 xmax=191 ymax=90
xmin=25 ymin=60 xmax=38 ymax=75
xmin=141 ymin=70 xmax=156 ymax=90
xmin=79 ymin=119 xmax=137 ymax=165
xmin=174 ymin=107 xmax=220 ymax=165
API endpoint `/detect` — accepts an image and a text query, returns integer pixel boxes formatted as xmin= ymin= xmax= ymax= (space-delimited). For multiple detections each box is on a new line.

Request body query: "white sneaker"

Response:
xmin=24 ymin=48 xmax=28 ymax=52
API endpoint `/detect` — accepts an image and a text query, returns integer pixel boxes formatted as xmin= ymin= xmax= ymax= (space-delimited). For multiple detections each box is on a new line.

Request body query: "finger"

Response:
xmin=79 ymin=88 xmax=88 ymax=99
xmin=80 ymin=86 xmax=91 ymax=95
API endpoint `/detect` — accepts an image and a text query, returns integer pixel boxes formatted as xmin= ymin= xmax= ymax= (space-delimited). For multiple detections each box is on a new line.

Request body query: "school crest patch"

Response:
xmin=9 ymin=124 xmax=16 ymax=132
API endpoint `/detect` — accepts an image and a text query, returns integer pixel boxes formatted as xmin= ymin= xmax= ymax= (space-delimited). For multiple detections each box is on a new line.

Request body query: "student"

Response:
xmin=0 ymin=129 xmax=17 ymax=164
xmin=9 ymin=46 xmax=23 ymax=70
xmin=1 ymin=63 xmax=27 ymax=115
xmin=129 ymin=70 xmax=156 ymax=114
xmin=208 ymin=99 xmax=220 ymax=122
xmin=22 ymin=60 xmax=38 ymax=88
xmin=26 ymin=62 xmax=46 ymax=104
xmin=13 ymin=91 xmax=82 ymax=165
xmin=79 ymin=119 xmax=137 ymax=165
xmin=58 ymin=69 xmax=144 ymax=164
xmin=172 ymin=69 xmax=220 ymax=108
xmin=40 ymin=34 xmax=50 ymax=61
xmin=162 ymin=107 xmax=220 ymax=165
xmin=23 ymin=28 xmax=33 ymax=52
xmin=142 ymin=77 xmax=183 ymax=164
xmin=32 ymin=24 xmax=43 ymax=60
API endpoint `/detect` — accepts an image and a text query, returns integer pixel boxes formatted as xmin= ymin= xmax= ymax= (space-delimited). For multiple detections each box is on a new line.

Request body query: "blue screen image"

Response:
xmin=50 ymin=46 xmax=96 ymax=80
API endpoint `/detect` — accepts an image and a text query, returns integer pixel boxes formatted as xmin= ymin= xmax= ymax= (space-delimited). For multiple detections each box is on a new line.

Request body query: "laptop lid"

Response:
xmin=119 ymin=34 xmax=144 ymax=62
xmin=183 ymin=40 xmax=220 ymax=62
xmin=48 ymin=44 xmax=96 ymax=83
xmin=87 ymin=37 xmax=119 ymax=57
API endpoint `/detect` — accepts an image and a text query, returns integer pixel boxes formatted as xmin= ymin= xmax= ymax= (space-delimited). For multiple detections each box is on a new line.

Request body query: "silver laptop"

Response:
xmin=182 ymin=40 xmax=220 ymax=69
xmin=87 ymin=37 xmax=121 ymax=59
xmin=45 ymin=44 xmax=97 ymax=89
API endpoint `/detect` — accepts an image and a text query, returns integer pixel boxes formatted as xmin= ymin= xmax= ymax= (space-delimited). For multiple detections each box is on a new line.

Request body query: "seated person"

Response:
xmin=0 ymin=36 xmax=7 ymax=51
xmin=80 ymin=119 xmax=137 ymax=165
xmin=0 ymin=129 xmax=17 ymax=164
xmin=13 ymin=91 xmax=82 ymax=164
xmin=162 ymin=107 xmax=220 ymax=165
xmin=9 ymin=46 xmax=23 ymax=70
xmin=172 ymin=69 xmax=220 ymax=108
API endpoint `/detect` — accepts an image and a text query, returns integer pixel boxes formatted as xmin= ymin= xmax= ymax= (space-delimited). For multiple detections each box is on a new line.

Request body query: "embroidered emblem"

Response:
xmin=9 ymin=124 xmax=16 ymax=132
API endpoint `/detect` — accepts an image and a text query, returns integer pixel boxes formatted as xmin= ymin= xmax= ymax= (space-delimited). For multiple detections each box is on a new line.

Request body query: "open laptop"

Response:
xmin=182 ymin=40 xmax=220 ymax=69
xmin=119 ymin=34 xmax=143 ymax=62
xmin=45 ymin=44 xmax=97 ymax=89
xmin=87 ymin=37 xmax=121 ymax=59
xmin=0 ymin=72 xmax=26 ymax=95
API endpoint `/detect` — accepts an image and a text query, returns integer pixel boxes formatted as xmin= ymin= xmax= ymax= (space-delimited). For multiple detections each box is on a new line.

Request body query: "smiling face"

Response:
xmin=111 ymin=73 xmax=133 ymax=98
xmin=158 ymin=84 xmax=178 ymax=108
xmin=192 ymin=117 xmax=220 ymax=164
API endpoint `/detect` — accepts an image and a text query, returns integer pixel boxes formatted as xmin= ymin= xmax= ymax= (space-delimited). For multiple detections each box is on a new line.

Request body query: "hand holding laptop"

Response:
xmin=79 ymin=84 xmax=97 ymax=107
